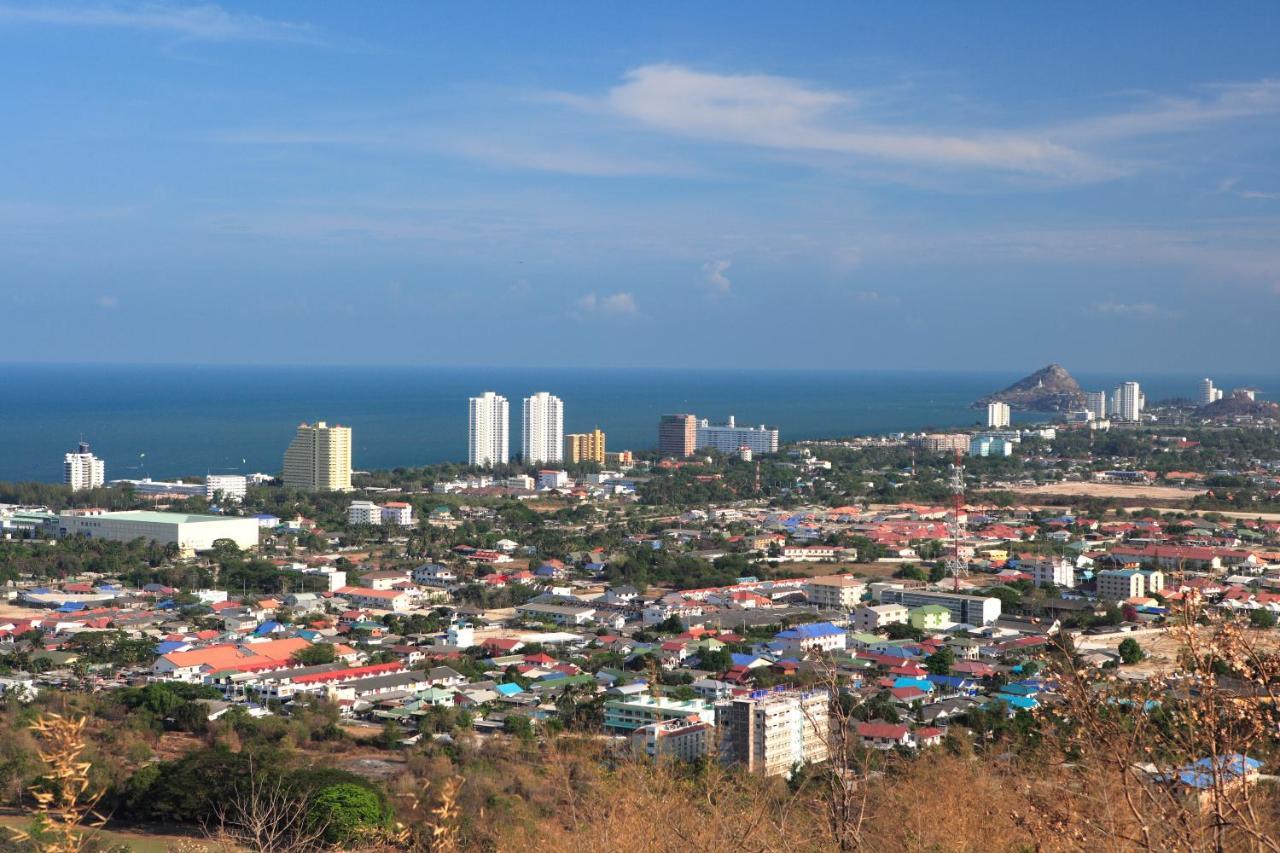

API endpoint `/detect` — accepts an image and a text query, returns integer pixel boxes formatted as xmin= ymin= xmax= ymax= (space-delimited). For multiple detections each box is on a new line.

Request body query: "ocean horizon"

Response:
xmin=1 ymin=364 xmax=1273 ymax=485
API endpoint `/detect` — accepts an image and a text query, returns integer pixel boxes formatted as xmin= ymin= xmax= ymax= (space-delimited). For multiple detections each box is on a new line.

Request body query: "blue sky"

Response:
xmin=3 ymin=2 xmax=1280 ymax=372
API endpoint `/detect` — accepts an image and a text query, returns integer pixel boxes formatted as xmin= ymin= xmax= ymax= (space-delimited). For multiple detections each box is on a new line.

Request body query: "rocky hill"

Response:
xmin=975 ymin=363 xmax=1086 ymax=413
xmin=1196 ymin=392 xmax=1279 ymax=419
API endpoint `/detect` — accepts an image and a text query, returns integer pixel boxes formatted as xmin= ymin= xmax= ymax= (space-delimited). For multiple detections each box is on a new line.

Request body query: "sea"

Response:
xmin=0 ymin=365 xmax=1273 ymax=485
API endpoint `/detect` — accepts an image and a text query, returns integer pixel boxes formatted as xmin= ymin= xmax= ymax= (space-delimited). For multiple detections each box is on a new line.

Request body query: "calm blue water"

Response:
xmin=0 ymin=365 xmax=1272 ymax=483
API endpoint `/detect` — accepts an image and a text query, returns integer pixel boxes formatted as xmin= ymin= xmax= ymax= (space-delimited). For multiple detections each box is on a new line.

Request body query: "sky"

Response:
xmin=3 ymin=2 xmax=1280 ymax=373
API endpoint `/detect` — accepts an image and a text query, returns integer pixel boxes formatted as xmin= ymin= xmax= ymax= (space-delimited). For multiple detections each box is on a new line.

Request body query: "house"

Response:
xmin=516 ymin=602 xmax=596 ymax=626
xmin=774 ymin=622 xmax=847 ymax=655
xmin=856 ymin=722 xmax=912 ymax=749
xmin=412 ymin=563 xmax=457 ymax=587
xmin=335 ymin=586 xmax=413 ymax=613
xmin=853 ymin=604 xmax=909 ymax=632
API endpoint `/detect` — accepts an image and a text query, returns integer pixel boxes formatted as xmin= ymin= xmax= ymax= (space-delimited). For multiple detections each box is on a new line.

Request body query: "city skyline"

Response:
xmin=3 ymin=3 xmax=1280 ymax=372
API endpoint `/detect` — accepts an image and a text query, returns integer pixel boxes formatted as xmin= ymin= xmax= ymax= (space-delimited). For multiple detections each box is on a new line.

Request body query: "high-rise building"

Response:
xmin=468 ymin=392 xmax=509 ymax=467
xmin=695 ymin=416 xmax=780 ymax=455
xmin=716 ymin=687 xmax=830 ymax=777
xmin=63 ymin=442 xmax=104 ymax=492
xmin=658 ymin=414 xmax=698 ymax=457
xmin=1199 ymin=378 xmax=1222 ymax=406
xmin=986 ymin=401 xmax=1011 ymax=428
xmin=521 ymin=392 xmax=563 ymax=465
xmin=1113 ymin=381 xmax=1142 ymax=422
xmin=1084 ymin=391 xmax=1108 ymax=420
xmin=564 ymin=428 xmax=606 ymax=464
xmin=282 ymin=422 xmax=352 ymax=492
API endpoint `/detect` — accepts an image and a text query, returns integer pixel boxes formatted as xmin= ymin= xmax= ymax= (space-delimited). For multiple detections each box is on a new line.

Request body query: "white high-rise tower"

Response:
xmin=986 ymin=402 xmax=1011 ymax=429
xmin=64 ymin=441 xmax=105 ymax=491
xmin=1116 ymin=381 xmax=1142 ymax=422
xmin=522 ymin=392 xmax=564 ymax=465
xmin=1084 ymin=391 xmax=1107 ymax=420
xmin=468 ymin=392 xmax=509 ymax=467
xmin=1199 ymin=378 xmax=1223 ymax=406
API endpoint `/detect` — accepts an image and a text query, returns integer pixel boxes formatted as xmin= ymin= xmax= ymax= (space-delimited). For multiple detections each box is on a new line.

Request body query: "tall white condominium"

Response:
xmin=522 ymin=392 xmax=564 ymax=465
xmin=64 ymin=442 xmax=105 ymax=492
xmin=1084 ymin=391 xmax=1108 ymax=420
xmin=1199 ymin=378 xmax=1224 ymax=406
xmin=468 ymin=391 xmax=510 ymax=467
xmin=1115 ymin=381 xmax=1142 ymax=421
xmin=986 ymin=402 xmax=1011 ymax=429
xmin=282 ymin=422 xmax=352 ymax=492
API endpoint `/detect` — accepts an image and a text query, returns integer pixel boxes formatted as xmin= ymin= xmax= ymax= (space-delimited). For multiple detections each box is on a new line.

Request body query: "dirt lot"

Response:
xmin=772 ymin=561 xmax=902 ymax=580
xmin=0 ymin=604 xmax=52 ymax=620
xmin=1073 ymin=625 xmax=1280 ymax=678
xmin=1014 ymin=482 xmax=1206 ymax=502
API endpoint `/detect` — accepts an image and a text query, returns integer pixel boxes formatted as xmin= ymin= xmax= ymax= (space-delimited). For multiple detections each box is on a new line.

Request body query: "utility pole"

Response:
xmin=947 ymin=449 xmax=968 ymax=592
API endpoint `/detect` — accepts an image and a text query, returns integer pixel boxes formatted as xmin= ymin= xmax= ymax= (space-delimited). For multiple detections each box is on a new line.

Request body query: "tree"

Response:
xmin=307 ymin=783 xmax=388 ymax=845
xmin=1248 ymin=609 xmax=1277 ymax=630
xmin=925 ymin=647 xmax=955 ymax=676
xmin=1118 ymin=637 xmax=1144 ymax=665
xmin=292 ymin=644 xmax=337 ymax=666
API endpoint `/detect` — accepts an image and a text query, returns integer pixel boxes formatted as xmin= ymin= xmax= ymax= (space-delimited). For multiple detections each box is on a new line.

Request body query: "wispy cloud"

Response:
xmin=562 ymin=64 xmax=1106 ymax=180
xmin=702 ymin=259 xmax=732 ymax=294
xmin=95 ymin=294 xmax=119 ymax=309
xmin=0 ymin=2 xmax=322 ymax=44
xmin=1089 ymin=301 xmax=1177 ymax=320
xmin=575 ymin=291 xmax=637 ymax=318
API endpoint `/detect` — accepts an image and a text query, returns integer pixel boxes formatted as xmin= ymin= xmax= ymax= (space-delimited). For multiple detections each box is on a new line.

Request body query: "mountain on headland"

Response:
xmin=975 ymin=363 xmax=1086 ymax=412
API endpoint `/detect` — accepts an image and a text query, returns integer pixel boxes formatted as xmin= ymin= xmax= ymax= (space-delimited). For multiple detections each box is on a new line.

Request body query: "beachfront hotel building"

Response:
xmin=986 ymin=401 xmax=1011 ymax=428
xmin=564 ymin=428 xmax=606 ymax=464
xmin=696 ymin=416 xmax=779 ymax=455
xmin=658 ymin=414 xmax=698 ymax=457
xmin=282 ymin=422 xmax=352 ymax=492
xmin=63 ymin=442 xmax=105 ymax=491
xmin=205 ymin=474 xmax=248 ymax=502
xmin=522 ymin=392 xmax=563 ymax=465
xmin=468 ymin=391 xmax=509 ymax=467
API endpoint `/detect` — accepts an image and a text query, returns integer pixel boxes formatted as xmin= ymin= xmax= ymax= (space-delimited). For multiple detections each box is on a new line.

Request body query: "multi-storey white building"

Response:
xmin=876 ymin=588 xmax=1002 ymax=625
xmin=1084 ymin=391 xmax=1108 ymax=421
xmin=1097 ymin=569 xmax=1145 ymax=601
xmin=1111 ymin=381 xmax=1142 ymax=422
xmin=63 ymin=442 xmax=104 ymax=492
xmin=1199 ymin=378 xmax=1224 ymax=406
xmin=380 ymin=501 xmax=414 ymax=527
xmin=1030 ymin=558 xmax=1075 ymax=589
xmin=805 ymin=575 xmax=867 ymax=610
xmin=716 ymin=687 xmax=830 ymax=777
xmin=630 ymin=716 xmax=714 ymax=763
xmin=696 ymin=416 xmax=779 ymax=455
xmin=348 ymin=500 xmax=382 ymax=526
xmin=522 ymin=392 xmax=563 ymax=465
xmin=468 ymin=392 xmax=509 ymax=467
xmin=852 ymin=603 xmax=909 ymax=632
xmin=987 ymin=402 xmax=1011 ymax=428
xmin=205 ymin=474 xmax=247 ymax=502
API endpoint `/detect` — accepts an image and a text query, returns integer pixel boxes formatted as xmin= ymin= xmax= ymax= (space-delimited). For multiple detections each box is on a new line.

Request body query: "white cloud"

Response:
xmin=578 ymin=64 xmax=1105 ymax=180
xmin=1057 ymin=80 xmax=1280 ymax=143
xmin=702 ymin=259 xmax=732 ymax=294
xmin=95 ymin=294 xmax=119 ymax=309
xmin=575 ymin=291 xmax=637 ymax=318
xmin=1089 ymin=301 xmax=1175 ymax=320
xmin=0 ymin=2 xmax=322 ymax=44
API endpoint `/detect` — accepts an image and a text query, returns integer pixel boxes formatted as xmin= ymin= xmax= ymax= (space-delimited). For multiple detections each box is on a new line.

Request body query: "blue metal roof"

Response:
xmin=776 ymin=621 xmax=845 ymax=640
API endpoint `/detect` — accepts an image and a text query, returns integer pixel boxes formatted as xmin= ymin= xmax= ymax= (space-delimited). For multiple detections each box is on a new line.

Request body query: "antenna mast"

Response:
xmin=946 ymin=448 xmax=968 ymax=592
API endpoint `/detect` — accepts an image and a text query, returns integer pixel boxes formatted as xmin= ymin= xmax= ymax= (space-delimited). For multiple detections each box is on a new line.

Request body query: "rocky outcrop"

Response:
xmin=975 ymin=363 xmax=1086 ymax=413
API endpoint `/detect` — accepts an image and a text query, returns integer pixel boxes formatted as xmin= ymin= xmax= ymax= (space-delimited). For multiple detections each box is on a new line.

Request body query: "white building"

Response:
xmin=630 ymin=716 xmax=714 ymax=763
xmin=986 ymin=402 xmax=1011 ymax=429
xmin=1112 ymin=382 xmax=1142 ymax=422
xmin=1097 ymin=569 xmax=1145 ymax=601
xmin=876 ymin=588 xmax=1001 ymax=625
xmin=380 ymin=502 xmax=414 ymax=527
xmin=1030 ymin=558 xmax=1075 ymax=589
xmin=58 ymin=510 xmax=259 ymax=554
xmin=522 ymin=392 xmax=564 ymax=465
xmin=696 ymin=416 xmax=779 ymax=455
xmin=716 ymin=687 xmax=830 ymax=777
xmin=970 ymin=435 xmax=1015 ymax=457
xmin=1084 ymin=391 xmax=1108 ymax=421
xmin=805 ymin=575 xmax=867 ymax=610
xmin=853 ymin=603 xmax=909 ymax=632
xmin=348 ymin=500 xmax=382 ymax=526
xmin=468 ymin=391 xmax=509 ymax=467
xmin=205 ymin=474 xmax=248 ymax=502
xmin=63 ymin=442 xmax=104 ymax=492
xmin=536 ymin=469 xmax=569 ymax=490
xmin=1200 ymin=378 xmax=1224 ymax=406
